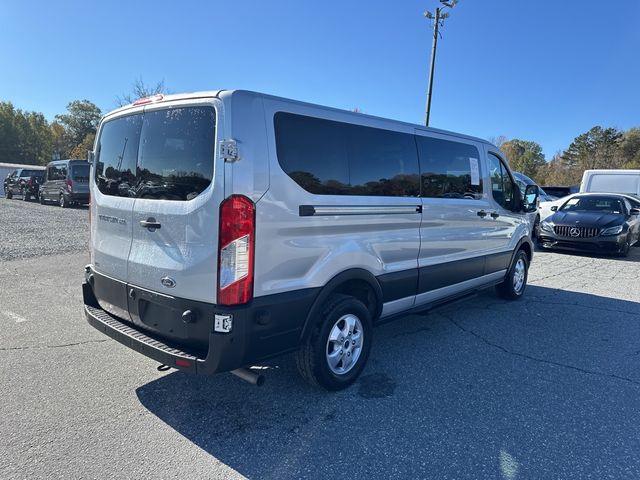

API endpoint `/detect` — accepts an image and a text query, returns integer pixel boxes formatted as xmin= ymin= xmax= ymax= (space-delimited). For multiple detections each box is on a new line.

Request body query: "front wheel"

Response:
xmin=496 ymin=250 xmax=529 ymax=300
xmin=295 ymin=294 xmax=373 ymax=391
xmin=59 ymin=194 xmax=69 ymax=208
xmin=22 ymin=188 xmax=29 ymax=201
xmin=618 ymin=237 xmax=631 ymax=258
xmin=6 ymin=189 xmax=12 ymax=199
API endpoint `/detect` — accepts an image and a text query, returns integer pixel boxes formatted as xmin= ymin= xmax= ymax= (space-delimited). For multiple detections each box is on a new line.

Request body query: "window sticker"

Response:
xmin=469 ymin=157 xmax=480 ymax=186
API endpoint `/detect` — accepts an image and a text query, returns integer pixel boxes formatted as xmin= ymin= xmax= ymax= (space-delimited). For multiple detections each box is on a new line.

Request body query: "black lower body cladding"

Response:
xmin=83 ymin=268 xmax=319 ymax=374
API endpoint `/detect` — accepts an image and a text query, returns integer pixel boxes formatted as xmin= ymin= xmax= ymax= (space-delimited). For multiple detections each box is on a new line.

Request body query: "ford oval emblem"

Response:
xmin=161 ymin=276 xmax=176 ymax=288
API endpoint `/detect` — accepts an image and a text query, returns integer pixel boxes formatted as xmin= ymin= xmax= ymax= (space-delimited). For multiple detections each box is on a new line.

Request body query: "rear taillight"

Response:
xmin=217 ymin=195 xmax=255 ymax=306
xmin=66 ymin=179 xmax=73 ymax=191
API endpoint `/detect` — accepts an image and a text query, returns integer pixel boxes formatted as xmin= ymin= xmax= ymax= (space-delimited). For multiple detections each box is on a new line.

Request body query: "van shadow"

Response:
xmin=136 ymin=286 xmax=640 ymax=479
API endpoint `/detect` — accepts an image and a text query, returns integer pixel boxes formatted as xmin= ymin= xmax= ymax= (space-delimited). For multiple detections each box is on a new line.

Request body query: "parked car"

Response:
xmin=580 ymin=169 xmax=640 ymax=196
xmin=83 ymin=90 xmax=539 ymax=390
xmin=538 ymin=193 xmax=640 ymax=257
xmin=512 ymin=172 xmax=556 ymax=236
xmin=3 ymin=168 xmax=45 ymax=201
xmin=39 ymin=159 xmax=90 ymax=207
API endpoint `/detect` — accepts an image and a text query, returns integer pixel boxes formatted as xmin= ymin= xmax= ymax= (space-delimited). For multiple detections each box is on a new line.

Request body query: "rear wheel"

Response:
xmin=40 ymin=193 xmax=46 ymax=204
xmin=295 ymin=294 xmax=372 ymax=391
xmin=496 ymin=250 xmax=529 ymax=300
xmin=6 ymin=189 xmax=12 ymax=199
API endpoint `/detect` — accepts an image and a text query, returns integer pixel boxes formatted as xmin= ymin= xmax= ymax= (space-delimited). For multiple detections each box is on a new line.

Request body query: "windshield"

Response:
xmin=560 ymin=196 xmax=624 ymax=214
xmin=71 ymin=164 xmax=90 ymax=181
xmin=19 ymin=170 xmax=43 ymax=177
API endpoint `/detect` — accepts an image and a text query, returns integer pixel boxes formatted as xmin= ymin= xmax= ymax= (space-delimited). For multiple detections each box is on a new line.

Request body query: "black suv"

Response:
xmin=3 ymin=168 xmax=45 ymax=201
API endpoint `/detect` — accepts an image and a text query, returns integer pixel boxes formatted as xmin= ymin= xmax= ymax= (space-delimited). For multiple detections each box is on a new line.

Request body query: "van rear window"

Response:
xmin=95 ymin=106 xmax=216 ymax=200
xmin=72 ymin=164 xmax=90 ymax=181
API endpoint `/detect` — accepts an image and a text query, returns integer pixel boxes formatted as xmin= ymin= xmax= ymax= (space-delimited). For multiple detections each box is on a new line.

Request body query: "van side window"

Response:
xmin=415 ymin=136 xmax=483 ymax=199
xmin=487 ymin=153 xmax=515 ymax=210
xmin=49 ymin=166 xmax=65 ymax=181
xmin=95 ymin=114 xmax=142 ymax=197
xmin=274 ymin=112 xmax=419 ymax=197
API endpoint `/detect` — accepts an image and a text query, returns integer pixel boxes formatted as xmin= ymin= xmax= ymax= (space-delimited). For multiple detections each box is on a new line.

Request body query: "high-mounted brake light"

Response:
xmin=217 ymin=195 xmax=255 ymax=306
xmin=133 ymin=94 xmax=164 ymax=106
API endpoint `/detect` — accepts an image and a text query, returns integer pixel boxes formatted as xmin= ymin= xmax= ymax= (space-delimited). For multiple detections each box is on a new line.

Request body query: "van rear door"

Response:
xmin=91 ymin=112 xmax=143 ymax=320
xmin=126 ymin=101 xmax=220 ymax=311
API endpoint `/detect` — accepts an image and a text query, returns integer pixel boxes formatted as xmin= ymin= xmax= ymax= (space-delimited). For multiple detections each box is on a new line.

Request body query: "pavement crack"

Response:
xmin=0 ymin=339 xmax=108 ymax=352
xmin=443 ymin=313 xmax=640 ymax=387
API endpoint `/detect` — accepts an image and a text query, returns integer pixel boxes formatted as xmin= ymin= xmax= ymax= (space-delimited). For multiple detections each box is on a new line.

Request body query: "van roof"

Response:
xmin=583 ymin=169 xmax=640 ymax=175
xmin=104 ymin=89 xmax=496 ymax=148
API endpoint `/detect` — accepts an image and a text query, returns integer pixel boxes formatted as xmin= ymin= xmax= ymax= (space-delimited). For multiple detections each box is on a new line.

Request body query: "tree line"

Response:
xmin=1 ymin=85 xmax=639 ymax=186
xmin=0 ymin=79 xmax=165 ymax=166
xmin=495 ymin=126 xmax=640 ymax=186
xmin=0 ymin=100 xmax=101 ymax=165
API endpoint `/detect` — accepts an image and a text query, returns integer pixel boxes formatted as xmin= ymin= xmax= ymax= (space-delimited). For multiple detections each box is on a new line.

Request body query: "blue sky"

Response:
xmin=1 ymin=0 xmax=638 ymax=159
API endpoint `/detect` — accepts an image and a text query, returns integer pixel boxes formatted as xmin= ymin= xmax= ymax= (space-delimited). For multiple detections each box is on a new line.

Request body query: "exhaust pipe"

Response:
xmin=231 ymin=368 xmax=265 ymax=386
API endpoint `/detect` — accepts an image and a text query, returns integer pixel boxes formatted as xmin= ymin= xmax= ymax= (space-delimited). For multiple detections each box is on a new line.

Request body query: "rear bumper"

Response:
xmin=82 ymin=270 xmax=319 ymax=374
xmin=68 ymin=192 xmax=89 ymax=203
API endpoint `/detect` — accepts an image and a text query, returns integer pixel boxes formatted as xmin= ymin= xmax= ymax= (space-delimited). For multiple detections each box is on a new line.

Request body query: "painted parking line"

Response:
xmin=3 ymin=311 xmax=28 ymax=323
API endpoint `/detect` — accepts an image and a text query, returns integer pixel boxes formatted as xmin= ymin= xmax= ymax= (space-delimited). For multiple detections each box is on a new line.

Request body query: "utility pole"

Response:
xmin=424 ymin=0 xmax=458 ymax=127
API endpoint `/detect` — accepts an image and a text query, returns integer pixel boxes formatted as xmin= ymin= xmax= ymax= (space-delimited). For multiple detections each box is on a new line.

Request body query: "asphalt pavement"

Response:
xmin=2 ymin=197 xmax=640 ymax=479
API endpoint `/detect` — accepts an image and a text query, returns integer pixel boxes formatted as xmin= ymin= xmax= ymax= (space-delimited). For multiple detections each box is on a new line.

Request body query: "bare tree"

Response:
xmin=115 ymin=77 xmax=167 ymax=107
xmin=487 ymin=135 xmax=508 ymax=148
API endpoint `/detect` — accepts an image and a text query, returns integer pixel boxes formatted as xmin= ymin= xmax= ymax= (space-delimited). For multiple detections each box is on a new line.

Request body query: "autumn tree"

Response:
xmin=54 ymin=100 xmax=101 ymax=159
xmin=500 ymin=139 xmax=546 ymax=179
xmin=617 ymin=128 xmax=640 ymax=169
xmin=0 ymin=102 xmax=52 ymax=165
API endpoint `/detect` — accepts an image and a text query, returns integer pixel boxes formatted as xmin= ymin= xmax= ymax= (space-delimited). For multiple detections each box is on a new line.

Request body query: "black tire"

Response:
xmin=6 ymin=189 xmax=12 ymax=199
xmin=295 ymin=294 xmax=373 ymax=391
xmin=22 ymin=188 xmax=29 ymax=201
xmin=618 ymin=237 xmax=631 ymax=258
xmin=39 ymin=193 xmax=46 ymax=204
xmin=496 ymin=250 xmax=529 ymax=300
xmin=59 ymin=194 xmax=69 ymax=208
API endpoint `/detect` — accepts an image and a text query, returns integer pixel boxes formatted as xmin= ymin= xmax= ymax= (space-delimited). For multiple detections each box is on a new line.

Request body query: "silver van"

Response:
xmin=40 ymin=159 xmax=90 ymax=207
xmin=83 ymin=90 xmax=538 ymax=390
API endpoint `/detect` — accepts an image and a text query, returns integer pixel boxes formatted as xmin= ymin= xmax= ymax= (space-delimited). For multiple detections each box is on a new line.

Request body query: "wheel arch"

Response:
xmin=299 ymin=268 xmax=383 ymax=342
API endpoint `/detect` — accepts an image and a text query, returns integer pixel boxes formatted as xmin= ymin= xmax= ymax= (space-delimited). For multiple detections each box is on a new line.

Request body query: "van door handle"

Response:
xmin=140 ymin=218 xmax=161 ymax=231
xmin=490 ymin=211 xmax=500 ymax=219
xmin=477 ymin=210 xmax=487 ymax=218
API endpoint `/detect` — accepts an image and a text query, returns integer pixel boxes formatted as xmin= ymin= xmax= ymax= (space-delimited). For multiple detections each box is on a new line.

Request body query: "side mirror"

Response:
xmin=630 ymin=208 xmax=640 ymax=216
xmin=551 ymin=205 xmax=558 ymax=212
xmin=522 ymin=185 xmax=539 ymax=213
